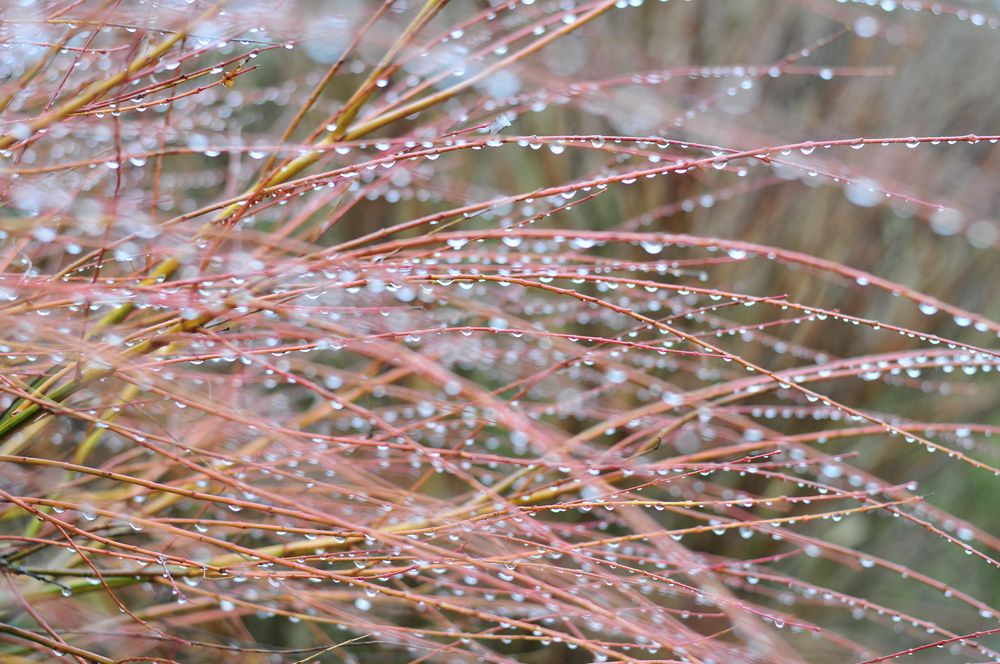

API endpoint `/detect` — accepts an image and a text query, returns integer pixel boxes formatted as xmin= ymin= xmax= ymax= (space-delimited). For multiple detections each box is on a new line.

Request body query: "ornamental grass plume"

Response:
xmin=0 ymin=1 xmax=998 ymax=663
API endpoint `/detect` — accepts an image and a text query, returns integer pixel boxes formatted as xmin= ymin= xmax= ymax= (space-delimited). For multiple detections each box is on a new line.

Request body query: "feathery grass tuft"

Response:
xmin=0 ymin=1 xmax=998 ymax=662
